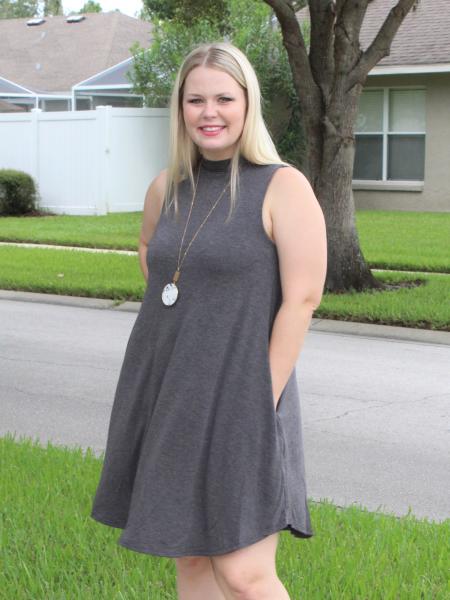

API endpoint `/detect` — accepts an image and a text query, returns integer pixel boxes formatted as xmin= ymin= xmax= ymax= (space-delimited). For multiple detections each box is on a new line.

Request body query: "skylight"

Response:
xmin=27 ymin=18 xmax=46 ymax=26
xmin=66 ymin=15 xmax=86 ymax=23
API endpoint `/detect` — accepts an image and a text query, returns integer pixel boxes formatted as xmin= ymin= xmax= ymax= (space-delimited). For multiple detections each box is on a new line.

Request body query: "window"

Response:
xmin=353 ymin=88 xmax=426 ymax=181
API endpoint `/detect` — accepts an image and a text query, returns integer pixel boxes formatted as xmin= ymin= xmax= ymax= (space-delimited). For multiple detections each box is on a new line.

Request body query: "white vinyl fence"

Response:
xmin=0 ymin=106 xmax=170 ymax=215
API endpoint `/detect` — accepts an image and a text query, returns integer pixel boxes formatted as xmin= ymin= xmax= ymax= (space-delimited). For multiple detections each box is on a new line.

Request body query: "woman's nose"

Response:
xmin=201 ymin=101 xmax=218 ymax=117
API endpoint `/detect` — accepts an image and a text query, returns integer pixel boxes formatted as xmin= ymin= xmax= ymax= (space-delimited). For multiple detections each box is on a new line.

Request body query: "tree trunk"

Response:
xmin=311 ymin=83 xmax=383 ymax=292
xmin=264 ymin=0 xmax=417 ymax=293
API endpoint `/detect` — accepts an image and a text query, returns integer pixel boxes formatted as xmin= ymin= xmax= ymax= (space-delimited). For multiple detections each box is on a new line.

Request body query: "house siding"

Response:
xmin=354 ymin=73 xmax=450 ymax=212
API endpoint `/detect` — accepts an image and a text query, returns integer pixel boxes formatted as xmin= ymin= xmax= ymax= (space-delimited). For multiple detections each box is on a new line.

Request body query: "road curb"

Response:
xmin=309 ymin=318 xmax=450 ymax=346
xmin=1 ymin=288 xmax=449 ymax=346
xmin=0 ymin=241 xmax=137 ymax=255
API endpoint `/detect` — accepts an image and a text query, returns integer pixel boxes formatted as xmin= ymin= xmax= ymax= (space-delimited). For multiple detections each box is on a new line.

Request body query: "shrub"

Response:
xmin=0 ymin=169 xmax=38 ymax=216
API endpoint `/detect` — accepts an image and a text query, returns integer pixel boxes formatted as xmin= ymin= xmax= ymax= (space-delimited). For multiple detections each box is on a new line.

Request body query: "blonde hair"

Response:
xmin=163 ymin=41 xmax=290 ymax=221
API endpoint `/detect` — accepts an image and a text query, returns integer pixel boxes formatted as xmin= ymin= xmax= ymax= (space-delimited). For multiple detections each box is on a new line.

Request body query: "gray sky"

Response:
xmin=62 ymin=1 xmax=144 ymax=18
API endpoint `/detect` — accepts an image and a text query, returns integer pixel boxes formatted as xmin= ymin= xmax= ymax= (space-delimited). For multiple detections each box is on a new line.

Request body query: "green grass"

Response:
xmin=0 ymin=245 xmax=146 ymax=302
xmin=0 ymin=212 xmax=142 ymax=250
xmin=0 ymin=210 xmax=449 ymax=272
xmin=0 ymin=210 xmax=449 ymax=330
xmin=1 ymin=433 xmax=448 ymax=599
xmin=355 ymin=210 xmax=450 ymax=273
xmin=314 ymin=269 xmax=450 ymax=331
xmin=0 ymin=245 xmax=449 ymax=330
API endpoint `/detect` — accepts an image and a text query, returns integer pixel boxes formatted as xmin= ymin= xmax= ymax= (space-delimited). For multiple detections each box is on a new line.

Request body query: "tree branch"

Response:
xmin=347 ymin=0 xmax=417 ymax=89
xmin=263 ymin=0 xmax=316 ymax=96
xmin=308 ymin=1 xmax=336 ymax=99
xmin=334 ymin=0 xmax=370 ymax=77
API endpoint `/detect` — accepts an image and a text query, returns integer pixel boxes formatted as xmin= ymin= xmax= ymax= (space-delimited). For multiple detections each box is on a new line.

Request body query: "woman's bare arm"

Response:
xmin=266 ymin=166 xmax=328 ymax=409
xmin=138 ymin=168 xmax=168 ymax=283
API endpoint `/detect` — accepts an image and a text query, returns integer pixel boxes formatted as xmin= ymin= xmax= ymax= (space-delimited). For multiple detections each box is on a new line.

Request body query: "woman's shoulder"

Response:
xmin=144 ymin=168 xmax=168 ymax=213
xmin=153 ymin=167 xmax=169 ymax=191
xmin=245 ymin=159 xmax=307 ymax=183
xmin=241 ymin=156 xmax=297 ymax=173
xmin=269 ymin=163 xmax=310 ymax=186
xmin=264 ymin=163 xmax=315 ymax=208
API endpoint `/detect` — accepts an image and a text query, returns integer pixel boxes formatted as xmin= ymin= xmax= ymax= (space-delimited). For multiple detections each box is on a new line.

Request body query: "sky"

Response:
xmin=62 ymin=1 xmax=144 ymax=18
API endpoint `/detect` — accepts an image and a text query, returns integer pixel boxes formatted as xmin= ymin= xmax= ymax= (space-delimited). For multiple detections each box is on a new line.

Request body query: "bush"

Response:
xmin=0 ymin=169 xmax=38 ymax=216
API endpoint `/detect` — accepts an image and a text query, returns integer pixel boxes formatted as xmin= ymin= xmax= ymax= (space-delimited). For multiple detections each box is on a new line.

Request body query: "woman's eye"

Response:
xmin=187 ymin=97 xmax=232 ymax=104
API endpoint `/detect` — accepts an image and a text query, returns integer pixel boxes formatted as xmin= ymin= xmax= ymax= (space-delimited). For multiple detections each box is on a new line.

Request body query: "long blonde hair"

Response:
xmin=163 ymin=41 xmax=290 ymax=221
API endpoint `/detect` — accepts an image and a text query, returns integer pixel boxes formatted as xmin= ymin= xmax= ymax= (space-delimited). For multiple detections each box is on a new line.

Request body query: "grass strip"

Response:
xmin=0 ymin=210 xmax=449 ymax=273
xmin=0 ymin=245 xmax=145 ymax=302
xmin=1 ymin=433 xmax=448 ymax=599
xmin=0 ymin=212 xmax=142 ymax=251
xmin=0 ymin=245 xmax=449 ymax=330
xmin=355 ymin=210 xmax=450 ymax=273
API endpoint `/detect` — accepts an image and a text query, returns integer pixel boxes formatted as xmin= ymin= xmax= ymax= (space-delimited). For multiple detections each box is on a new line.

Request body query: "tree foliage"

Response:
xmin=78 ymin=1 xmax=102 ymax=13
xmin=143 ymin=0 xmax=230 ymax=32
xmin=0 ymin=0 xmax=103 ymax=18
xmin=43 ymin=0 xmax=62 ymax=16
xmin=0 ymin=0 xmax=38 ymax=18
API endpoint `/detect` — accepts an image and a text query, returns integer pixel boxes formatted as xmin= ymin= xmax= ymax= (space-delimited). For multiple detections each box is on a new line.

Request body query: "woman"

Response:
xmin=91 ymin=41 xmax=327 ymax=599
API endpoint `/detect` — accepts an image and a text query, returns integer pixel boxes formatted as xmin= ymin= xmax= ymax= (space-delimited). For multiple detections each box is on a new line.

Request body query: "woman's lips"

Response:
xmin=198 ymin=126 xmax=226 ymax=137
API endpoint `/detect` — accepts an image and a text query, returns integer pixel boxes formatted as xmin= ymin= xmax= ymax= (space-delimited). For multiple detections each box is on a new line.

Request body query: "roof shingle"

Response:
xmin=298 ymin=0 xmax=450 ymax=67
xmin=0 ymin=11 xmax=153 ymax=93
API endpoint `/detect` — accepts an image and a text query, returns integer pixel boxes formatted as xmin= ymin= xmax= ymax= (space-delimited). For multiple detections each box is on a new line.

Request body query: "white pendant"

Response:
xmin=162 ymin=282 xmax=179 ymax=306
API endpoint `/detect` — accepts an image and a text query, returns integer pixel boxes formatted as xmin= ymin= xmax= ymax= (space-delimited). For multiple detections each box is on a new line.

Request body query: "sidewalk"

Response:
xmin=0 ymin=241 xmax=137 ymax=255
xmin=1 ymin=287 xmax=449 ymax=346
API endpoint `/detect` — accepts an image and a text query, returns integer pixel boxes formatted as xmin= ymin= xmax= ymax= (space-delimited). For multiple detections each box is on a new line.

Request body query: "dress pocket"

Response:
xmin=264 ymin=342 xmax=288 ymax=462
xmin=275 ymin=410 xmax=287 ymax=458
xmin=264 ymin=340 xmax=285 ymax=418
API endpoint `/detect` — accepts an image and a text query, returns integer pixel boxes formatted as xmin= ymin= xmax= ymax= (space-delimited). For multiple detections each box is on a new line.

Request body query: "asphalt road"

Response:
xmin=1 ymin=295 xmax=449 ymax=524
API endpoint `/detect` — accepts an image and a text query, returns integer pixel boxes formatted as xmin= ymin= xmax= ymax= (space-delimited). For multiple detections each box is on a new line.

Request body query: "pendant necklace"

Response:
xmin=162 ymin=160 xmax=230 ymax=306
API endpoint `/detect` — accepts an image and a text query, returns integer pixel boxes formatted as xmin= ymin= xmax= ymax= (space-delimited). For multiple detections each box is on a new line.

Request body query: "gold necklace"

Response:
xmin=162 ymin=160 xmax=230 ymax=306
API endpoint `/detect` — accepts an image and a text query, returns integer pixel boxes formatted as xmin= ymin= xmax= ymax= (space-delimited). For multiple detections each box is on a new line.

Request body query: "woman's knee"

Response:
xmin=212 ymin=562 xmax=266 ymax=596
xmin=174 ymin=555 xmax=212 ymax=574
xmin=210 ymin=533 xmax=279 ymax=595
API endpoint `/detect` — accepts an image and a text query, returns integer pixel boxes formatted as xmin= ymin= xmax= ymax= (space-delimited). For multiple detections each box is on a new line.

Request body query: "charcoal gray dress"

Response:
xmin=90 ymin=154 xmax=314 ymax=557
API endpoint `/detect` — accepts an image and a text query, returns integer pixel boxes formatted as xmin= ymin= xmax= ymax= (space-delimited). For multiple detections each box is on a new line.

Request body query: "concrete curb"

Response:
xmin=310 ymin=318 xmax=450 ymax=346
xmin=0 ymin=241 xmax=137 ymax=255
xmin=1 ymin=288 xmax=449 ymax=346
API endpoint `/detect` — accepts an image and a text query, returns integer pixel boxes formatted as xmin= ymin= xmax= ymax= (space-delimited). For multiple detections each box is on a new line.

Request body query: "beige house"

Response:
xmin=298 ymin=0 xmax=449 ymax=212
xmin=354 ymin=0 xmax=449 ymax=212
xmin=298 ymin=0 xmax=450 ymax=212
xmin=0 ymin=11 xmax=152 ymax=111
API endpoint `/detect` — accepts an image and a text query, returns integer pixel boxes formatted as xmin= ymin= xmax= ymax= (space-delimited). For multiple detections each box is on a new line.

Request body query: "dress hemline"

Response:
xmin=90 ymin=511 xmax=313 ymax=558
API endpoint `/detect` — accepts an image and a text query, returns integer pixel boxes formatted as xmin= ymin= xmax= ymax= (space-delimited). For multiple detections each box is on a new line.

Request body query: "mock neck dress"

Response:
xmin=90 ymin=154 xmax=314 ymax=557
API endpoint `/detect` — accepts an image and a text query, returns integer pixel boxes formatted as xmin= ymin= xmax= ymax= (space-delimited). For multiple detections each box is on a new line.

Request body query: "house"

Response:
xmin=355 ymin=0 xmax=450 ymax=211
xmin=299 ymin=0 xmax=450 ymax=212
xmin=0 ymin=11 xmax=153 ymax=112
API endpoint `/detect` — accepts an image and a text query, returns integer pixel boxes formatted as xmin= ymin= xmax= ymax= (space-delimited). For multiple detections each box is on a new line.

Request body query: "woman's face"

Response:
xmin=182 ymin=65 xmax=247 ymax=161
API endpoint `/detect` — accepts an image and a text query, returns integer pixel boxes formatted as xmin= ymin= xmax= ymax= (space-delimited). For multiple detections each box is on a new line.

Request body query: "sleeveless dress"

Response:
xmin=90 ymin=155 xmax=314 ymax=557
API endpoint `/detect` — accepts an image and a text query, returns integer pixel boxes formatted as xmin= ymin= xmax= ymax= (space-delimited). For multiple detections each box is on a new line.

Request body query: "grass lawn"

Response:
xmin=0 ymin=210 xmax=449 ymax=273
xmin=0 ymin=210 xmax=449 ymax=330
xmin=1 ymin=433 xmax=448 ymax=600
xmin=0 ymin=244 xmax=449 ymax=330
xmin=0 ymin=211 xmax=143 ymax=251
xmin=0 ymin=245 xmax=145 ymax=302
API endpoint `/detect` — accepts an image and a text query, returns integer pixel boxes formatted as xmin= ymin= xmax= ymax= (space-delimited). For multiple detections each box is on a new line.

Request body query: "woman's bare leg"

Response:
xmin=210 ymin=532 xmax=290 ymax=600
xmin=174 ymin=556 xmax=227 ymax=600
